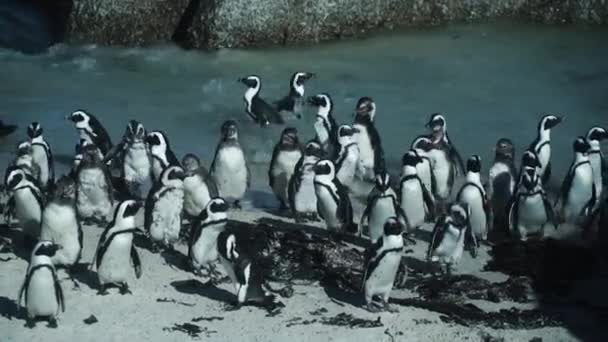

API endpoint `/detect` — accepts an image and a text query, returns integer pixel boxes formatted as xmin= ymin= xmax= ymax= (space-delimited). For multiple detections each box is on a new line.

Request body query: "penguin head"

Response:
xmin=449 ymin=203 xmax=469 ymax=228
xmin=383 ymin=217 xmax=403 ymax=236
xmin=27 ymin=122 xmax=43 ymax=139
xmin=161 ymin=166 xmax=185 ymax=186
xmin=291 ymin=72 xmax=314 ymax=96
xmin=337 ymin=125 xmax=358 ymax=144
xmin=16 ymin=140 xmax=32 ymax=156
xmin=146 ymin=131 xmax=169 ymax=152
xmin=539 ymin=114 xmax=562 ymax=131
xmin=402 ymin=150 xmax=423 ymax=167
xmin=522 ymin=166 xmax=539 ymax=190
xmin=239 ymin=75 xmax=261 ymax=89
xmin=314 ymin=160 xmax=335 ymax=179
xmin=221 ymin=120 xmax=239 ymax=141
xmin=466 ymin=155 xmax=482 ymax=174
xmin=521 ymin=150 xmax=541 ymax=169
xmin=280 ymin=127 xmax=299 ymax=147
xmin=495 ymin=138 xmax=515 ymax=161
xmin=33 ymin=241 xmax=62 ymax=257
xmin=426 ymin=113 xmax=447 ymax=142
xmin=111 ymin=199 xmax=141 ymax=229
xmin=4 ymin=167 xmax=27 ymax=191
xmin=586 ymin=126 xmax=608 ymax=143
xmin=410 ymin=135 xmax=434 ymax=152
xmin=67 ymin=110 xmax=91 ymax=130
xmin=355 ymin=97 xmax=376 ymax=122
xmin=304 ymin=140 xmax=324 ymax=158
xmin=126 ymin=120 xmax=146 ymax=141
xmin=181 ymin=153 xmax=201 ymax=173
xmin=573 ymin=136 xmax=591 ymax=155
xmin=199 ymin=197 xmax=229 ymax=223
xmin=374 ymin=172 xmax=392 ymax=192
xmin=307 ymin=94 xmax=333 ymax=116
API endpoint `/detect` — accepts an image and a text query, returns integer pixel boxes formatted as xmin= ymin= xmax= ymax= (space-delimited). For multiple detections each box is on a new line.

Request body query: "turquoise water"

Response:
xmin=1 ymin=21 xmax=607 ymax=206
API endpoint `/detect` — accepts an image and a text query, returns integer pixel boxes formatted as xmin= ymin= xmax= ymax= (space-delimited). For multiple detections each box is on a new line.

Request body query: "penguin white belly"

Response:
xmin=433 ymin=228 xmax=464 ymax=264
xmin=150 ymin=188 xmax=184 ymax=245
xmin=459 ymin=186 xmax=487 ymax=240
xmin=183 ymin=176 xmax=212 ymax=217
xmin=213 ymin=147 xmax=248 ymax=200
xmin=77 ymin=168 xmax=112 ymax=220
xmin=537 ymin=144 xmax=551 ymax=175
xmin=27 ymin=268 xmax=58 ymax=317
xmin=365 ymin=252 xmax=402 ymax=300
xmin=14 ymin=190 xmax=42 ymax=238
xmin=589 ymin=155 xmax=603 ymax=205
xmin=124 ymin=144 xmax=152 ymax=197
xmin=294 ymin=170 xmax=317 ymax=213
xmin=354 ymin=126 xmax=374 ymax=180
xmin=416 ymin=160 xmax=433 ymax=192
xmin=368 ymin=197 xmax=397 ymax=242
xmin=564 ymin=168 xmax=594 ymax=223
xmin=316 ymin=186 xmax=340 ymax=229
xmin=518 ymin=194 xmax=548 ymax=235
xmin=428 ymin=149 xmax=451 ymax=200
xmin=337 ymin=149 xmax=359 ymax=186
xmin=219 ymin=255 xmax=240 ymax=291
xmin=191 ymin=226 xmax=224 ymax=268
xmin=98 ymin=235 xmax=133 ymax=284
xmin=151 ymin=158 xmax=164 ymax=181
xmin=271 ymin=151 xmax=301 ymax=204
xmin=41 ymin=203 xmax=80 ymax=266
xmin=400 ymin=181 xmax=426 ymax=229
xmin=489 ymin=163 xmax=514 ymax=201
xmin=31 ymin=145 xmax=49 ymax=186
xmin=314 ymin=120 xmax=329 ymax=147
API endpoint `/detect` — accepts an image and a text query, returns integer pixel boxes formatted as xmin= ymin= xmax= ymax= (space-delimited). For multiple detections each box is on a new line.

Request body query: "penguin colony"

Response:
xmin=1 ymin=71 xmax=607 ymax=326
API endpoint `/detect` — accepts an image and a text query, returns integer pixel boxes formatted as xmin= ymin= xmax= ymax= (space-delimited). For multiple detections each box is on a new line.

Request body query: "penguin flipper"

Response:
xmin=361 ymin=238 xmax=384 ymax=290
xmin=52 ymin=268 xmax=65 ymax=313
xmin=579 ymin=183 xmax=597 ymax=220
xmin=427 ymin=216 xmax=447 ymax=260
xmin=542 ymin=162 xmax=552 ymax=185
xmin=101 ymin=141 xmax=125 ymax=165
xmin=557 ymin=166 xmax=575 ymax=208
xmin=268 ymin=144 xmax=281 ymax=189
xmin=18 ymin=270 xmax=31 ymax=307
xmin=448 ymin=144 xmax=465 ymax=176
xmin=508 ymin=194 xmax=521 ymax=235
xmin=465 ymin=212 xmax=478 ymax=257
xmin=130 ymin=245 xmax=142 ymax=279
xmin=420 ymin=181 xmax=436 ymax=220
xmin=392 ymin=196 xmax=410 ymax=231
xmin=542 ymin=191 xmax=558 ymax=229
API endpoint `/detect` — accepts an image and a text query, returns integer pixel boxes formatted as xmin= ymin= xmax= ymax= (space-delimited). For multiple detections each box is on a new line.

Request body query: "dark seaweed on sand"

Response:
xmin=163 ymin=322 xmax=217 ymax=338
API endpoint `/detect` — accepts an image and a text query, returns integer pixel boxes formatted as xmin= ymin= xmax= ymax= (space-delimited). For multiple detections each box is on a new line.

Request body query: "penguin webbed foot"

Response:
xmin=232 ymin=201 xmax=242 ymax=210
xmin=119 ymin=283 xmax=132 ymax=295
xmin=47 ymin=317 xmax=58 ymax=328
xmin=97 ymin=285 xmax=109 ymax=296
xmin=24 ymin=318 xmax=36 ymax=328
xmin=365 ymin=300 xmax=383 ymax=313
xmin=223 ymin=302 xmax=242 ymax=312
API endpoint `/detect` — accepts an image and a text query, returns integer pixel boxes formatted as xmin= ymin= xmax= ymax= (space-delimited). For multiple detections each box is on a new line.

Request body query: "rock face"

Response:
xmin=66 ymin=0 xmax=608 ymax=49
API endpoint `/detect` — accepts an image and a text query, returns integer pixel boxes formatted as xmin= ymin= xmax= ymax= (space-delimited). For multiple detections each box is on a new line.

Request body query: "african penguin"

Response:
xmin=585 ymin=126 xmax=608 ymax=210
xmin=14 ymin=140 xmax=41 ymax=183
xmin=399 ymin=150 xmax=435 ymax=231
xmin=288 ymin=140 xmax=323 ymax=222
xmin=427 ymin=202 xmax=474 ymax=271
xmin=75 ymin=143 xmax=114 ymax=225
xmin=509 ymin=151 xmax=556 ymax=240
xmin=27 ymin=122 xmax=54 ymax=191
xmin=528 ymin=114 xmax=562 ymax=185
xmin=269 ymin=127 xmax=302 ymax=210
xmin=307 ymin=93 xmax=338 ymax=156
xmin=353 ymin=97 xmax=385 ymax=182
xmin=275 ymin=72 xmax=314 ymax=119
xmin=189 ymin=198 xmax=228 ymax=277
xmin=335 ymin=125 xmax=361 ymax=188
xmin=93 ymin=200 xmax=142 ymax=295
xmin=487 ymin=138 xmax=516 ymax=239
xmin=210 ymin=120 xmax=250 ymax=209
xmin=409 ymin=135 xmax=437 ymax=197
xmin=144 ymin=165 xmax=185 ymax=250
xmin=67 ymin=110 xmax=113 ymax=156
xmin=4 ymin=166 xmax=44 ymax=242
xmin=362 ymin=217 xmax=404 ymax=313
xmin=240 ymin=75 xmax=283 ymax=125
xmin=182 ymin=153 xmax=219 ymax=219
xmin=313 ymin=159 xmax=356 ymax=233
xmin=145 ymin=130 xmax=181 ymax=182
xmin=556 ymin=137 xmax=596 ymax=228
xmin=361 ymin=172 xmax=408 ymax=242
xmin=0 ymin=119 xmax=17 ymax=138
xmin=456 ymin=155 xmax=490 ymax=245
xmin=18 ymin=241 xmax=65 ymax=328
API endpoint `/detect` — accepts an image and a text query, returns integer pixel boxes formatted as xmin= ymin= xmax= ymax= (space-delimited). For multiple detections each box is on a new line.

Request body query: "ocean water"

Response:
xmin=1 ymin=21 xmax=607 ymax=207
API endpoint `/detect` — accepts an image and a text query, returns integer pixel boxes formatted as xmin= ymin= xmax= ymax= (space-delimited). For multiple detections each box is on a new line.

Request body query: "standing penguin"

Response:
xmin=75 ymin=143 xmax=114 ymax=225
xmin=268 ymin=127 xmax=302 ymax=210
xmin=509 ymin=151 xmax=556 ymax=240
xmin=410 ymin=135 xmax=436 ymax=197
xmin=399 ymin=151 xmax=435 ymax=231
xmin=313 ymin=160 xmax=356 ymax=233
xmin=308 ymin=93 xmax=338 ymax=156
xmin=488 ymin=138 xmax=516 ymax=239
xmin=240 ymin=75 xmax=283 ymax=125
xmin=67 ymin=110 xmax=113 ymax=156
xmin=362 ymin=217 xmax=404 ymax=313
xmin=105 ymin=120 xmax=153 ymax=199
xmin=427 ymin=202 xmax=474 ymax=271
xmin=456 ymin=155 xmax=490 ymax=245
xmin=585 ymin=126 xmax=608 ymax=210
xmin=189 ymin=198 xmax=228 ymax=278
xmin=40 ymin=176 xmax=82 ymax=281
xmin=288 ymin=140 xmax=323 ymax=222
xmin=528 ymin=114 xmax=562 ymax=185
xmin=144 ymin=166 xmax=185 ymax=251
xmin=353 ymin=97 xmax=385 ymax=181
xmin=4 ymin=166 xmax=43 ymax=242
xmin=426 ymin=113 xmax=465 ymax=204
xmin=275 ymin=72 xmax=314 ymax=119
xmin=334 ymin=125 xmax=361 ymax=188
xmin=18 ymin=241 xmax=65 ymax=328
xmin=210 ymin=120 xmax=250 ymax=209
xmin=182 ymin=153 xmax=219 ymax=219
xmin=27 ymin=122 xmax=54 ymax=191
xmin=361 ymin=172 xmax=408 ymax=242
xmin=145 ymin=130 xmax=180 ymax=182
xmin=93 ymin=200 xmax=142 ymax=295
xmin=556 ymin=137 xmax=596 ymax=227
